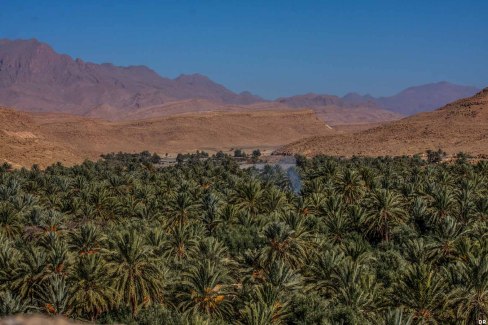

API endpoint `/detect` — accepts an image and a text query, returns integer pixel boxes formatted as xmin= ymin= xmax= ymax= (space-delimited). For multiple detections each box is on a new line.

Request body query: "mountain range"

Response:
xmin=0 ymin=38 xmax=486 ymax=167
xmin=0 ymin=39 xmax=480 ymax=119
xmin=278 ymin=87 xmax=488 ymax=157
xmin=0 ymin=39 xmax=262 ymax=115
xmin=276 ymin=82 xmax=480 ymax=116
xmin=3 ymin=86 xmax=487 ymax=168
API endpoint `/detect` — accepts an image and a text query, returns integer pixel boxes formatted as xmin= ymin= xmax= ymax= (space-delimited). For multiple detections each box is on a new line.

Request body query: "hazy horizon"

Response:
xmin=1 ymin=0 xmax=487 ymax=98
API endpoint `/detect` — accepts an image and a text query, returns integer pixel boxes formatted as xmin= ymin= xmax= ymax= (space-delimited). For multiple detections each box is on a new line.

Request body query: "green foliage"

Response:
xmin=234 ymin=149 xmax=247 ymax=158
xmin=426 ymin=149 xmax=447 ymax=164
xmin=0 ymin=153 xmax=487 ymax=323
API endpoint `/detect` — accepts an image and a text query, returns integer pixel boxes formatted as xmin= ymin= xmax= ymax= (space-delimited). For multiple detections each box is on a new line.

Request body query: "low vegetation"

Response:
xmin=0 ymin=152 xmax=487 ymax=324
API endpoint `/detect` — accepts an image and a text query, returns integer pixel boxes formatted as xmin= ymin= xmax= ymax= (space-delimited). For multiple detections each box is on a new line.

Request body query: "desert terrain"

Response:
xmin=1 ymin=1 xmax=488 ymax=323
xmin=278 ymin=88 xmax=488 ymax=157
xmin=0 ymin=39 xmax=485 ymax=169
xmin=0 ymin=107 xmax=336 ymax=168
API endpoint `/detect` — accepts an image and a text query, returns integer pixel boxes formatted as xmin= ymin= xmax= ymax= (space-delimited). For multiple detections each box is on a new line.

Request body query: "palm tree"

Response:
xmin=179 ymin=260 xmax=233 ymax=319
xmin=162 ymin=223 xmax=200 ymax=262
xmin=69 ymin=223 xmax=104 ymax=256
xmin=12 ymin=246 xmax=48 ymax=303
xmin=88 ymin=186 xmax=113 ymax=220
xmin=329 ymin=259 xmax=384 ymax=322
xmin=233 ymin=179 xmax=264 ymax=217
xmin=260 ymin=222 xmax=308 ymax=268
xmin=2 ymin=150 xmax=488 ymax=323
xmin=475 ymin=197 xmax=488 ymax=221
xmin=456 ymin=183 xmax=476 ymax=223
xmin=306 ymin=249 xmax=345 ymax=297
xmin=239 ymin=300 xmax=283 ymax=325
xmin=410 ymin=197 xmax=430 ymax=234
xmin=429 ymin=187 xmax=455 ymax=223
xmin=239 ymin=284 xmax=289 ymax=325
xmin=0 ymin=291 xmax=31 ymax=316
xmin=396 ymin=263 xmax=448 ymax=323
xmin=263 ymin=187 xmax=289 ymax=217
xmin=105 ymin=230 xmax=165 ymax=316
xmin=0 ymin=236 xmax=20 ymax=291
xmin=362 ymin=189 xmax=406 ymax=242
xmin=44 ymin=239 xmax=69 ymax=277
xmin=359 ymin=166 xmax=378 ymax=190
xmin=336 ymin=169 xmax=364 ymax=204
xmin=38 ymin=210 xmax=66 ymax=237
xmin=190 ymin=237 xmax=230 ymax=266
xmin=0 ymin=203 xmax=21 ymax=238
xmin=321 ymin=197 xmax=351 ymax=244
xmin=401 ymin=238 xmax=433 ymax=265
xmin=449 ymin=248 xmax=488 ymax=324
xmin=167 ymin=192 xmax=199 ymax=226
xmin=37 ymin=275 xmax=71 ymax=316
xmin=383 ymin=308 xmax=413 ymax=325
xmin=219 ymin=204 xmax=239 ymax=224
xmin=429 ymin=216 xmax=469 ymax=264
xmin=200 ymin=193 xmax=222 ymax=235
xmin=69 ymin=255 xmax=113 ymax=320
xmin=262 ymin=261 xmax=302 ymax=294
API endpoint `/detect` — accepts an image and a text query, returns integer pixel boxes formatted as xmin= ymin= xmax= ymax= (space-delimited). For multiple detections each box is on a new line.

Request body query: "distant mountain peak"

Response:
xmin=0 ymin=38 xmax=262 ymax=116
xmin=174 ymin=73 xmax=215 ymax=85
xmin=278 ymin=82 xmax=480 ymax=116
xmin=175 ymin=73 xmax=209 ymax=80
xmin=376 ymin=82 xmax=481 ymax=115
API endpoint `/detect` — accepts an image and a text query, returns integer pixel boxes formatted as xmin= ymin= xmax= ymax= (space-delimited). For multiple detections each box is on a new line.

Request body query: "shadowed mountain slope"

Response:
xmin=0 ymin=39 xmax=262 ymax=115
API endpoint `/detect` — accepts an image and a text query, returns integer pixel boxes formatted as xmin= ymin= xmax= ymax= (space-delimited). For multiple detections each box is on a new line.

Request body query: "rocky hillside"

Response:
xmin=278 ymin=88 xmax=488 ymax=157
xmin=0 ymin=106 xmax=333 ymax=168
xmin=0 ymin=39 xmax=262 ymax=115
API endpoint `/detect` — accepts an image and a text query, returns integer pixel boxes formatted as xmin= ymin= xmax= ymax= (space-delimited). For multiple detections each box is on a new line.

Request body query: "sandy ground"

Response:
xmin=0 ymin=108 xmax=334 ymax=168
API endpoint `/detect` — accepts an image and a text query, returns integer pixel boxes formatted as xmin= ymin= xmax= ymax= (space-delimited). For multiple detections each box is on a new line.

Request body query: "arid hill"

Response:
xmin=277 ymin=88 xmax=488 ymax=157
xmin=274 ymin=93 xmax=403 ymax=124
xmin=91 ymin=98 xmax=402 ymax=126
xmin=0 ymin=107 xmax=333 ymax=168
xmin=0 ymin=109 xmax=80 ymax=168
xmin=87 ymin=99 xmax=294 ymax=120
xmin=311 ymin=106 xmax=402 ymax=125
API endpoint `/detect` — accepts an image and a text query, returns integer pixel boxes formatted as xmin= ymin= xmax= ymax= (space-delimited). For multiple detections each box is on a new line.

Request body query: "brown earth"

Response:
xmin=93 ymin=99 xmax=294 ymax=120
xmin=97 ymin=98 xmax=402 ymax=126
xmin=312 ymin=106 xmax=402 ymax=125
xmin=277 ymin=88 xmax=488 ymax=157
xmin=0 ymin=107 xmax=334 ymax=168
xmin=0 ymin=315 xmax=83 ymax=325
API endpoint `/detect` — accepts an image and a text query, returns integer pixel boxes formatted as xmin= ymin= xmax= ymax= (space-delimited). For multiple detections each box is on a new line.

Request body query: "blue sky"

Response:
xmin=1 ymin=0 xmax=487 ymax=99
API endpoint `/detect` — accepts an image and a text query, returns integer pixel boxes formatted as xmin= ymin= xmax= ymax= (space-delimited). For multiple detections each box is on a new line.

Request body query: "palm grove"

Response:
xmin=0 ymin=152 xmax=487 ymax=324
